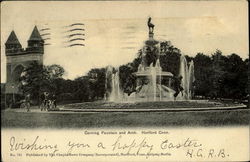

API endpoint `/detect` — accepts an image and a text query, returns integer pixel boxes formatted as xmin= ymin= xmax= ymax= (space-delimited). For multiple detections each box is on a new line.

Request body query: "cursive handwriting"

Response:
xmin=9 ymin=135 xmax=204 ymax=157
xmin=161 ymin=137 xmax=202 ymax=150
xmin=10 ymin=136 xmax=58 ymax=154
xmin=67 ymin=141 xmax=90 ymax=154
xmin=111 ymin=135 xmax=154 ymax=155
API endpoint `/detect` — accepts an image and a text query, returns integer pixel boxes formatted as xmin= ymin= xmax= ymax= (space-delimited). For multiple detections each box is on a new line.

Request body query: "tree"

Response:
xmin=193 ymin=53 xmax=213 ymax=98
xmin=119 ymin=64 xmax=137 ymax=95
xmin=193 ymin=51 xmax=248 ymax=100
xmin=46 ymin=64 xmax=65 ymax=94
xmin=20 ymin=61 xmax=50 ymax=104
xmin=87 ymin=68 xmax=106 ymax=100
xmin=19 ymin=62 xmax=68 ymax=105
xmin=73 ymin=76 xmax=90 ymax=101
xmin=222 ymin=54 xmax=247 ymax=99
xmin=47 ymin=64 xmax=65 ymax=79
xmin=210 ymin=50 xmax=228 ymax=99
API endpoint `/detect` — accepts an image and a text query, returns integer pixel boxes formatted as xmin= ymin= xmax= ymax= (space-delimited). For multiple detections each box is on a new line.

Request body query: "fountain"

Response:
xmin=105 ymin=17 xmax=195 ymax=102
xmin=178 ymin=56 xmax=195 ymax=100
xmin=105 ymin=65 xmax=113 ymax=101
xmin=125 ymin=18 xmax=175 ymax=102
xmin=105 ymin=66 xmax=123 ymax=102
xmin=188 ymin=60 xmax=195 ymax=98
xmin=132 ymin=47 xmax=175 ymax=101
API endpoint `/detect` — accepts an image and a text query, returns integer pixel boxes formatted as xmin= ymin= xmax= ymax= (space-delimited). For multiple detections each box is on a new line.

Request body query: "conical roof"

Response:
xmin=5 ymin=31 xmax=21 ymax=45
xmin=28 ymin=26 xmax=43 ymax=41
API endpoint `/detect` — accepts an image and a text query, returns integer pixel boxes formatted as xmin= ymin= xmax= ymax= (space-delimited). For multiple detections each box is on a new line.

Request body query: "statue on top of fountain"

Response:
xmin=143 ymin=17 xmax=159 ymax=66
xmin=147 ymin=17 xmax=157 ymax=41
xmin=147 ymin=17 xmax=154 ymax=34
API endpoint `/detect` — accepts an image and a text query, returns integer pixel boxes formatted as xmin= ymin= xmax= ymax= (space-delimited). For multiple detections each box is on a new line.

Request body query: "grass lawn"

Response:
xmin=1 ymin=109 xmax=249 ymax=128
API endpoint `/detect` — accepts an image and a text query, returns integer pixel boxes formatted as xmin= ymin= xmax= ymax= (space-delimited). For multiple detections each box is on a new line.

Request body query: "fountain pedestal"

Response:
xmin=131 ymin=28 xmax=175 ymax=101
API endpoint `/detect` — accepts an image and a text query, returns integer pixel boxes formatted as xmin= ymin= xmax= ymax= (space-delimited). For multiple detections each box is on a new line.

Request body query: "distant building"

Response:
xmin=4 ymin=26 xmax=44 ymax=107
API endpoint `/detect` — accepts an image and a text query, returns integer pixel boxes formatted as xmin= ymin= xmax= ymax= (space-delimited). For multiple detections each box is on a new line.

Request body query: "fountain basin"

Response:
xmin=135 ymin=71 xmax=173 ymax=77
xmin=61 ymin=100 xmax=245 ymax=110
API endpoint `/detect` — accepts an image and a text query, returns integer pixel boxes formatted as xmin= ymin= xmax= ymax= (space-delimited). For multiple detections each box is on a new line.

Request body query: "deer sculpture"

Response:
xmin=147 ymin=17 xmax=155 ymax=33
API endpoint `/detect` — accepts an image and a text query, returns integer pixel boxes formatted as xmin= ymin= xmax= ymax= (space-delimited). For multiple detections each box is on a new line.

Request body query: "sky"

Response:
xmin=1 ymin=0 xmax=249 ymax=83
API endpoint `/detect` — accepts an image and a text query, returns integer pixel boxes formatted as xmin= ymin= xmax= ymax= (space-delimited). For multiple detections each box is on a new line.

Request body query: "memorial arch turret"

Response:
xmin=5 ymin=26 xmax=44 ymax=107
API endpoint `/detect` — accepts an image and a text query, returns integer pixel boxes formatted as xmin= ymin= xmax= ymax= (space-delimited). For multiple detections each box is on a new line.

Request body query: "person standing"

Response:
xmin=25 ymin=94 xmax=31 ymax=112
xmin=51 ymin=94 xmax=57 ymax=109
xmin=41 ymin=92 xmax=49 ymax=111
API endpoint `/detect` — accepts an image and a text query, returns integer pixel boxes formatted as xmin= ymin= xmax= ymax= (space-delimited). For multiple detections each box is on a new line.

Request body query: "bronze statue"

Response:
xmin=173 ymin=75 xmax=184 ymax=100
xmin=147 ymin=17 xmax=155 ymax=33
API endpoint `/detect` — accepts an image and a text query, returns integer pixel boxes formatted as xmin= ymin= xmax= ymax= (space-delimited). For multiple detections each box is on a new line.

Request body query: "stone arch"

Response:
xmin=12 ymin=63 xmax=26 ymax=73
xmin=12 ymin=64 xmax=25 ymax=83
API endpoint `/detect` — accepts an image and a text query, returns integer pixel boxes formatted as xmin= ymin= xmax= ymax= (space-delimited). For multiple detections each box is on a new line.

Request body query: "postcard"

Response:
xmin=1 ymin=0 xmax=249 ymax=161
